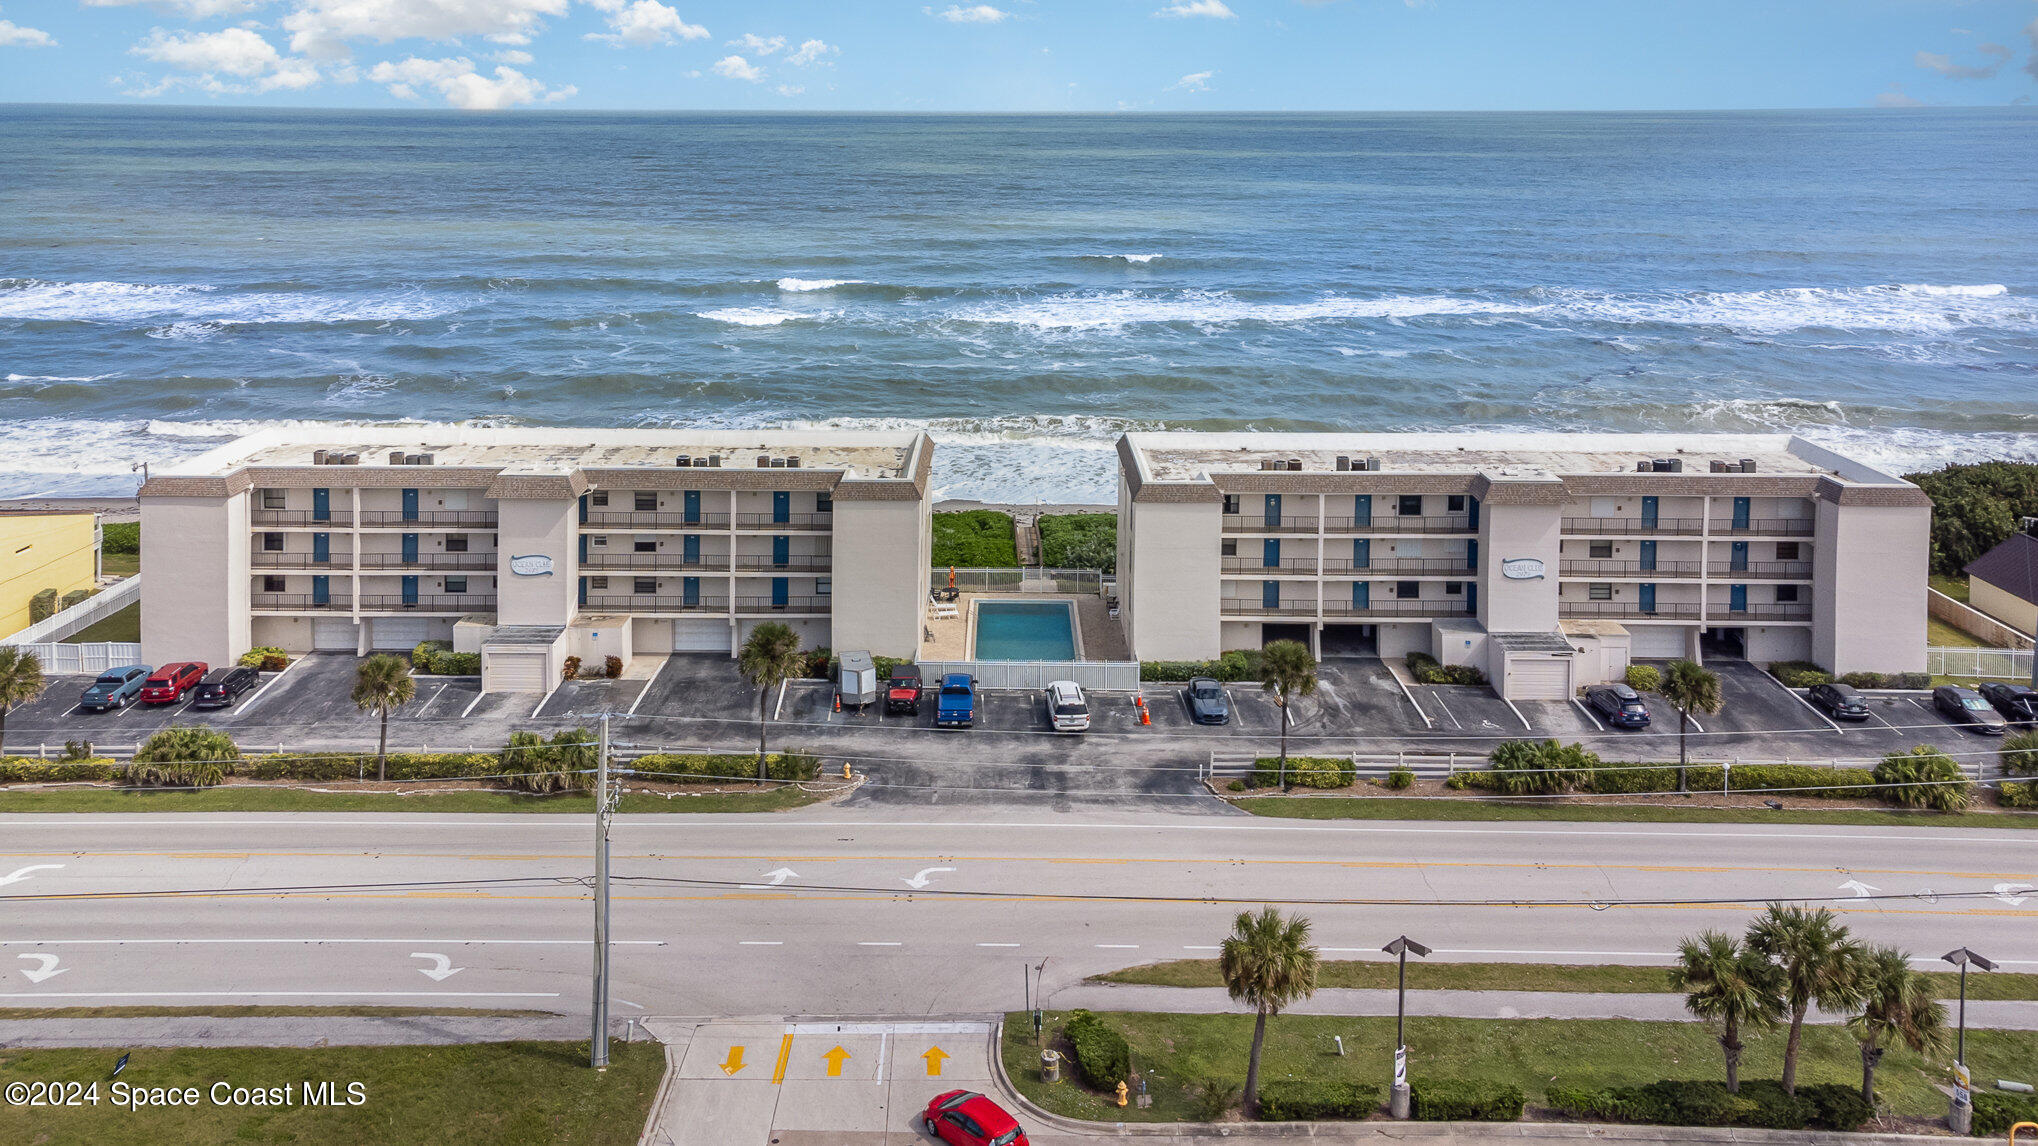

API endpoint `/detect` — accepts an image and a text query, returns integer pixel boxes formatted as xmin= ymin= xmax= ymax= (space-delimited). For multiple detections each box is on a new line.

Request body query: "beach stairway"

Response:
xmin=1015 ymin=511 xmax=1041 ymax=566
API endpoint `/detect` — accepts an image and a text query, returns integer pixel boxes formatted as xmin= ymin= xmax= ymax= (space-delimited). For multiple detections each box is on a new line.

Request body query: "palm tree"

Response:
xmin=1747 ymin=903 xmax=1866 ymax=1094
xmin=1848 ymin=946 xmax=1948 ymax=1107
xmin=0 ymin=646 xmax=46 ymax=750
xmin=1669 ymin=929 xmax=1785 ymax=1093
xmin=1258 ymin=640 xmax=1318 ymax=787
xmin=1658 ymin=660 xmax=1722 ymax=792
xmin=351 ymin=654 xmax=414 ymax=782
xmin=737 ymin=622 xmax=804 ymax=781
xmin=1219 ymin=906 xmax=1320 ymax=1117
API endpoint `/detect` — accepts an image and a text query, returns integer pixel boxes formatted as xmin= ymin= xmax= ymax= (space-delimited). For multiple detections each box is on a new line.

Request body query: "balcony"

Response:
xmin=251 ymin=551 xmax=352 ymax=569
xmin=1219 ymin=599 xmax=1459 ymax=618
xmin=1558 ymin=602 xmax=1705 ymax=621
xmin=1712 ymin=518 xmax=1814 ymax=537
xmin=1562 ymin=516 xmax=1706 ymax=536
xmin=251 ymin=593 xmax=349 ymax=612
xmin=583 ymin=510 xmax=730 ymax=529
xmin=1221 ymin=557 xmax=1320 ymax=575
xmin=1332 ymin=556 xmax=1476 ymax=575
xmin=251 ymin=510 xmax=354 ymax=527
xmin=581 ymin=551 xmax=725 ymax=571
xmin=1712 ymin=561 xmax=1813 ymax=580
xmin=356 ymin=552 xmax=497 ymax=570
xmin=582 ymin=595 xmax=729 ymax=613
xmin=355 ymin=510 xmax=498 ymax=528
xmin=1716 ymin=604 xmax=1814 ymax=622
xmin=734 ymin=595 xmax=831 ymax=614
xmin=734 ymin=512 xmax=833 ymax=532
xmin=1221 ymin=516 xmax=1321 ymax=535
xmin=1325 ymin=515 xmax=1475 ymax=535
xmin=733 ymin=554 xmax=833 ymax=573
xmin=1560 ymin=559 xmax=1702 ymax=579
xmin=357 ymin=593 xmax=497 ymax=613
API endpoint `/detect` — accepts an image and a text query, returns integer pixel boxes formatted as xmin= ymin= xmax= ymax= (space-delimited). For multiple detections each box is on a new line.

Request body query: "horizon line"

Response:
xmin=2 ymin=101 xmax=2033 ymax=116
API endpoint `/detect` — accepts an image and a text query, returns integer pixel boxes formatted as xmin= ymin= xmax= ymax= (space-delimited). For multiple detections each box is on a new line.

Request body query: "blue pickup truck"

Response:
xmin=935 ymin=673 xmax=976 ymax=729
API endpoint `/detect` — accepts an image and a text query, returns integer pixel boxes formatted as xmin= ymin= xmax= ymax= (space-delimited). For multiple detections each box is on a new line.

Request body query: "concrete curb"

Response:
xmin=636 ymin=1025 xmax=684 ymax=1146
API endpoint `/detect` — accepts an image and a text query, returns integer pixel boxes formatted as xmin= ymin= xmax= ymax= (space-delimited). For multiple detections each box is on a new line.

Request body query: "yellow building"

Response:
xmin=0 ymin=511 xmax=101 ymax=636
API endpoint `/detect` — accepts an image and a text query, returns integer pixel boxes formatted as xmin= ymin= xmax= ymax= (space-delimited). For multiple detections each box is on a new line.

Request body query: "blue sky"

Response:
xmin=1 ymin=1 xmax=2036 ymax=111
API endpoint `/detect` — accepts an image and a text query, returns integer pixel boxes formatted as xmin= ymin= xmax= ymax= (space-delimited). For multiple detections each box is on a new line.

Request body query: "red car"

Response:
xmin=139 ymin=661 xmax=208 ymax=704
xmin=922 ymin=1090 xmax=1028 ymax=1146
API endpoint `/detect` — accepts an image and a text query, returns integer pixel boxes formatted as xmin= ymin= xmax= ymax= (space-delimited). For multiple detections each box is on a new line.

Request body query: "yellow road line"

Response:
xmin=770 ymin=1033 xmax=793 ymax=1085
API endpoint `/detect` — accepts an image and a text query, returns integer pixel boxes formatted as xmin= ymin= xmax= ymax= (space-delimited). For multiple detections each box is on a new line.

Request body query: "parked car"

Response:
xmin=1979 ymin=681 xmax=2038 ymax=725
xmin=1585 ymin=683 xmax=1651 ymax=728
xmin=138 ymin=661 xmax=208 ymax=705
xmin=1044 ymin=680 xmax=1090 ymax=732
xmin=1807 ymin=682 xmax=1871 ymax=721
xmin=885 ymin=664 xmax=923 ymax=715
xmin=79 ymin=665 xmax=151 ymax=712
xmin=1933 ymin=685 xmax=2008 ymax=735
xmin=1184 ymin=676 xmax=1230 ymax=725
xmin=192 ymin=665 xmax=261 ymax=709
xmin=923 ymin=1090 xmax=1029 ymax=1146
xmin=935 ymin=673 xmax=976 ymax=729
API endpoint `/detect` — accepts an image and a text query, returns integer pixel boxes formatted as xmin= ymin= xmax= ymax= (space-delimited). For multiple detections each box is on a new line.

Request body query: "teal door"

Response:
xmin=1730 ymin=540 xmax=1748 ymax=571
xmin=1353 ymin=581 xmax=1369 ymax=609
xmin=1264 ymin=494 xmax=1282 ymax=527
xmin=1730 ymin=583 xmax=1748 ymax=613
xmin=1732 ymin=497 xmax=1751 ymax=530
xmin=1467 ymin=496 xmax=1480 ymax=529
xmin=1353 ymin=494 xmax=1371 ymax=528
xmin=579 ymin=534 xmax=589 ymax=563
xmin=1262 ymin=580 xmax=1279 ymax=609
xmin=1639 ymin=583 xmax=1656 ymax=613
xmin=311 ymin=575 xmax=330 ymax=606
xmin=1638 ymin=540 xmax=1656 ymax=571
xmin=1353 ymin=538 xmax=1370 ymax=569
xmin=312 ymin=488 xmax=330 ymax=522
xmin=401 ymin=488 xmax=419 ymax=522
xmin=771 ymin=577 xmax=789 ymax=607
xmin=401 ymin=533 xmax=419 ymax=563
xmin=682 ymin=576 xmax=700 ymax=607
xmin=401 ymin=575 xmax=419 ymax=606
xmin=773 ymin=535 xmax=791 ymax=567
xmin=683 ymin=534 xmax=700 ymax=564
xmin=772 ymin=491 xmax=790 ymax=524
xmin=578 ymin=494 xmax=588 ymax=524
xmin=1640 ymin=496 xmax=1658 ymax=529
xmin=1465 ymin=539 xmax=1477 ymax=571
xmin=312 ymin=532 xmax=330 ymax=563
xmin=683 ymin=490 xmax=700 ymax=524
xmin=578 ymin=577 xmax=587 ymax=606
xmin=1262 ymin=538 xmax=1280 ymax=568
xmin=1465 ymin=582 xmax=1477 ymax=614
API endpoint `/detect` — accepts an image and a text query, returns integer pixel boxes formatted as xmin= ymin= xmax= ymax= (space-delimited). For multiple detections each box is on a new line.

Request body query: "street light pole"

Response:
xmin=1940 ymin=947 xmax=1997 ymax=1133
xmin=1381 ymin=935 xmax=1431 ymax=1120
xmin=591 ymin=713 xmax=614 ymax=1070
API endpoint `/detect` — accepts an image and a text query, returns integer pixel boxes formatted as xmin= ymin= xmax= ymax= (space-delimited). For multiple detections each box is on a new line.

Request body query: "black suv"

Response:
xmin=1807 ymin=682 xmax=1870 ymax=721
xmin=193 ymin=665 xmax=261 ymax=709
xmin=1979 ymin=682 xmax=2038 ymax=725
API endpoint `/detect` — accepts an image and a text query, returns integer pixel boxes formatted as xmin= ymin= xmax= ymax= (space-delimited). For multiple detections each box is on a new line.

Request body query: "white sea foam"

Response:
xmin=4 ymin=373 xmax=117 ymax=383
xmin=1535 ymin=283 xmax=2029 ymax=336
xmin=696 ymin=306 xmax=809 ymax=326
xmin=1086 ymin=253 xmax=1162 ymax=264
xmin=0 ymin=278 xmax=457 ymax=325
xmin=775 ymin=277 xmax=863 ymax=292
xmin=950 ymin=289 xmax=1529 ymax=331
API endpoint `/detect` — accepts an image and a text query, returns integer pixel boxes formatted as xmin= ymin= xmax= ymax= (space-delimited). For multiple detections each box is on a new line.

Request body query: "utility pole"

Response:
xmin=591 ymin=712 xmax=614 ymax=1070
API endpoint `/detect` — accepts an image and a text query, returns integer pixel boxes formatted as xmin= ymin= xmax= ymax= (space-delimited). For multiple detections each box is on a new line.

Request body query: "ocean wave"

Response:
xmin=1534 ymin=283 xmax=2029 ymax=336
xmin=947 ymin=289 xmax=1529 ymax=331
xmin=775 ymin=277 xmax=864 ymax=292
xmin=0 ymin=278 xmax=458 ymax=325
xmin=1077 ymin=253 xmax=1164 ymax=264
xmin=695 ymin=306 xmax=815 ymax=327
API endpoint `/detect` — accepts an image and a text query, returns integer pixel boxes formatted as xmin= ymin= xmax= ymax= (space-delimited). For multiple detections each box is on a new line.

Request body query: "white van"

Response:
xmin=1044 ymin=680 xmax=1090 ymax=733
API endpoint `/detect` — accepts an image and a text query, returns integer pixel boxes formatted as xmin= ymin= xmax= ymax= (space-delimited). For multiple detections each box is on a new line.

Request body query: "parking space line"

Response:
xmin=1778 ymin=685 xmax=1844 ymax=733
xmin=460 ymin=691 xmax=486 ymax=719
xmin=626 ymin=656 xmax=669 ymax=717
xmin=1502 ymin=698 xmax=1533 ymax=731
xmin=1571 ymin=697 xmax=1609 ymax=732
xmin=530 ymin=684 xmax=559 ymax=721
xmin=230 ymin=662 xmax=297 ymax=717
xmin=1428 ymin=689 xmax=1463 ymax=731
xmin=1390 ymin=673 xmax=1432 ymax=730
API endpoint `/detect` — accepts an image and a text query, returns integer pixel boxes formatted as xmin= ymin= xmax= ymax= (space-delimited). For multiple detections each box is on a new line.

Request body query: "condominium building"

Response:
xmin=139 ymin=427 xmax=933 ymax=691
xmin=1116 ymin=432 xmax=1931 ymax=700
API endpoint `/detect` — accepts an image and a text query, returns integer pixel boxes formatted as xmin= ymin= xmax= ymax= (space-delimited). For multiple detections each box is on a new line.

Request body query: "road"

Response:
xmin=3 ymin=808 xmax=2035 ymax=1017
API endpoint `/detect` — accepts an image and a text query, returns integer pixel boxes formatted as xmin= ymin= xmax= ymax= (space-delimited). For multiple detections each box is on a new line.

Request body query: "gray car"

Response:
xmin=79 ymin=664 xmax=151 ymax=712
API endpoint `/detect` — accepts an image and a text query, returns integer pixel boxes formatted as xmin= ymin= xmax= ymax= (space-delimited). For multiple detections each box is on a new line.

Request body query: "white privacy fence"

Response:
xmin=1 ymin=642 xmax=144 ymax=674
xmin=1 ymin=576 xmax=141 ymax=645
xmin=931 ymin=567 xmax=1106 ymax=596
xmin=918 ymin=659 xmax=1140 ymax=691
xmin=1927 ymin=646 xmax=2033 ymax=681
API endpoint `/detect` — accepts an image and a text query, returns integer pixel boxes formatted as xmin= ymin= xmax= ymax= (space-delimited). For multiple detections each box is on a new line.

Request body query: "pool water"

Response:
xmin=972 ymin=600 xmax=1078 ymax=661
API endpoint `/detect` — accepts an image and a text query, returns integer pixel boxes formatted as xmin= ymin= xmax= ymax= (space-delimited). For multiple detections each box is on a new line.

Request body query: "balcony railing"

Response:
xmin=355 ymin=510 xmax=498 ymax=528
xmin=734 ymin=596 xmax=831 ymax=614
xmin=1219 ymin=599 xmax=1465 ymax=618
xmin=582 ymin=595 xmax=729 ymax=612
xmin=356 ymin=552 xmax=497 ymax=570
xmin=251 ymin=593 xmax=349 ymax=611
xmin=1716 ymin=604 xmax=1814 ymax=621
xmin=1712 ymin=518 xmax=1815 ymax=537
xmin=1325 ymin=514 xmax=1475 ymax=535
xmin=734 ymin=512 xmax=833 ymax=532
xmin=1562 ymin=517 xmax=1706 ymax=536
xmin=1712 ymin=561 xmax=1814 ymax=580
xmin=1558 ymin=602 xmax=1705 ymax=620
xmin=251 ymin=551 xmax=353 ymax=568
xmin=1221 ymin=557 xmax=1320 ymax=574
xmin=583 ymin=511 xmax=730 ymax=529
xmin=1560 ymin=559 xmax=1703 ymax=578
xmin=1220 ymin=517 xmax=1321 ymax=535
xmin=1332 ymin=556 xmax=1475 ymax=574
xmin=357 ymin=593 xmax=496 ymax=612
xmin=251 ymin=510 xmax=354 ymax=527
xmin=732 ymin=554 xmax=833 ymax=573
xmin=581 ymin=552 xmax=724 ymax=571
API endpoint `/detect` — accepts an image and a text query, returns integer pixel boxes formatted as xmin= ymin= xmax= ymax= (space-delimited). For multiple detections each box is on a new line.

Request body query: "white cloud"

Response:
xmin=775 ymin=83 xmax=802 ymax=97
xmin=1168 ymin=69 xmax=1215 ymax=92
xmin=368 ymin=54 xmax=575 ymax=108
xmin=1874 ymin=83 xmax=1925 ymax=108
xmin=1915 ymin=43 xmax=2011 ymax=80
xmin=0 ymin=10 xmax=55 ymax=48
xmin=284 ymin=0 xmax=571 ymax=59
xmin=711 ymin=54 xmax=764 ymax=82
xmin=83 ymin=0 xmax=266 ymax=18
xmin=129 ymin=26 xmax=322 ymax=91
xmin=787 ymin=38 xmax=836 ymax=66
xmin=928 ymin=5 xmax=1008 ymax=24
xmin=1155 ymin=0 xmax=1235 ymax=18
xmin=2027 ymin=17 xmax=2038 ymax=82
xmin=494 ymin=48 xmax=534 ymax=64
xmin=585 ymin=0 xmax=708 ymax=47
xmin=729 ymin=32 xmax=785 ymax=55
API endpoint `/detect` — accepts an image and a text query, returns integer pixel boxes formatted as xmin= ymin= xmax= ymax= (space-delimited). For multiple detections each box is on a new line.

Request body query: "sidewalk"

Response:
xmin=0 ymin=1013 xmax=587 ymax=1048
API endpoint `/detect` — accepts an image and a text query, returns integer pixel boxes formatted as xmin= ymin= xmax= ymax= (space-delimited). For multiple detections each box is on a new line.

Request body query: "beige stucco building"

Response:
xmin=1116 ymin=432 xmax=1931 ymax=699
xmin=139 ymin=427 xmax=933 ymax=692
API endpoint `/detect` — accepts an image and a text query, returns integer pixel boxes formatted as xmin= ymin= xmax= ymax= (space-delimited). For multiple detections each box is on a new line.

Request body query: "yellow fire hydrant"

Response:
xmin=842 ymin=761 xmax=852 ymax=780
xmin=1115 ymin=1081 xmax=1128 ymax=1108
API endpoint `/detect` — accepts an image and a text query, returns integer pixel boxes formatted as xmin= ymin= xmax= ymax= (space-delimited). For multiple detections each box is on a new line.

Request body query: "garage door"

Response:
xmin=312 ymin=618 xmax=359 ymax=652
xmin=484 ymin=650 xmax=549 ymax=693
xmin=1505 ymin=655 xmax=1572 ymax=701
xmin=370 ymin=618 xmax=434 ymax=651
xmin=1628 ymin=625 xmax=1689 ymax=659
xmin=671 ymin=618 xmax=731 ymax=653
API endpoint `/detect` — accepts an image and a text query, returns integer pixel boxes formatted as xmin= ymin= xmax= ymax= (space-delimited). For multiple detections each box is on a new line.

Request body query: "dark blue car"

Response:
xmin=1586 ymin=683 xmax=1651 ymax=728
xmin=79 ymin=664 xmax=151 ymax=712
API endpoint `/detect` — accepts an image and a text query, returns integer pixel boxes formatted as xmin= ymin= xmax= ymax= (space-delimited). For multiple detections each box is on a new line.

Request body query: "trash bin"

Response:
xmin=1040 ymin=1049 xmax=1060 ymax=1082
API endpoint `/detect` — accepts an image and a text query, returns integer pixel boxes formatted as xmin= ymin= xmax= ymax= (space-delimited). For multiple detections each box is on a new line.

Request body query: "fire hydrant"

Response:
xmin=842 ymin=761 xmax=852 ymax=780
xmin=1115 ymin=1081 xmax=1128 ymax=1108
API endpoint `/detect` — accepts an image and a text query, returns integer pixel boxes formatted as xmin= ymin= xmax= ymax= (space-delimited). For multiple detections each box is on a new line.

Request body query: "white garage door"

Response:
xmin=484 ymin=650 xmax=549 ymax=693
xmin=1628 ymin=625 xmax=1690 ymax=659
xmin=313 ymin=618 xmax=359 ymax=652
xmin=370 ymin=618 xmax=434 ymax=651
xmin=1505 ymin=655 xmax=1572 ymax=701
xmin=671 ymin=618 xmax=731 ymax=653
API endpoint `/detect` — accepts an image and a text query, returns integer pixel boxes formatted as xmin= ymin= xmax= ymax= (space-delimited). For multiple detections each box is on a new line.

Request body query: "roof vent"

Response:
xmin=1259 ymin=459 xmax=1276 ymax=471
xmin=404 ymin=454 xmax=425 ymax=466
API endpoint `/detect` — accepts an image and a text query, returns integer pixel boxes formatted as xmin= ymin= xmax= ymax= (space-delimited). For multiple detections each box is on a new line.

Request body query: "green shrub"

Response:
xmin=632 ymin=751 xmax=820 ymax=783
xmin=1839 ymin=671 xmax=1887 ymax=689
xmin=61 ymin=588 xmax=94 ymax=609
xmin=1256 ymin=1080 xmax=1380 ymax=1121
xmin=1795 ymin=1084 xmax=1873 ymax=1132
xmin=1406 ymin=653 xmax=1487 ymax=686
xmin=1062 ymin=1010 xmax=1130 ymax=1092
xmin=29 ymin=588 xmax=58 ymax=623
xmin=1768 ymin=660 xmax=1832 ymax=688
xmin=2002 ymin=731 xmax=2038 ymax=778
xmin=1904 ymin=460 xmax=2038 ymax=576
xmin=1973 ymin=1090 xmax=2038 ymax=1137
xmin=1038 ymin=513 xmax=1116 ymax=572
xmin=1189 ymin=1077 xmax=1241 ymax=1121
xmin=412 ymin=639 xmax=451 ymax=664
xmin=1604 ymin=1080 xmax=1751 ymax=1127
xmin=1252 ymin=755 xmax=1354 ymax=789
xmin=1892 ymin=672 xmax=1931 ymax=690
xmin=238 ymin=646 xmax=291 ymax=671
xmin=237 ymin=752 xmax=497 ymax=782
xmin=1624 ymin=664 xmax=1661 ymax=692
xmin=1732 ymin=763 xmax=1879 ymax=799
xmin=1729 ymin=1081 xmax=1815 ymax=1130
xmin=1585 ymin=764 xmax=1685 ymax=794
xmin=1225 ymin=779 xmax=1246 ymax=792
xmin=2001 ymin=779 xmax=2038 ymax=808
xmin=1443 ymin=772 xmax=1471 ymax=790
xmin=1488 ymin=739 xmax=1598 ymax=794
xmin=931 ymin=510 xmax=1019 ymax=567
xmin=128 ymin=726 xmax=239 ymax=788
xmin=497 ymin=729 xmax=596 ymax=793
xmin=1546 ymin=1086 xmax=1622 ymax=1120
xmin=406 ymin=641 xmax=480 ymax=675
xmin=101 ymin=521 xmax=140 ymax=554
xmin=0 ymin=757 xmax=123 ymax=784
xmin=1409 ymin=1078 xmax=1524 ymax=1122
xmin=1548 ymin=1080 xmax=1870 ymax=1131
xmin=1874 ymin=745 xmax=1972 ymax=811
xmin=1141 ymin=648 xmax=1263 ymax=682
xmin=1385 ymin=767 xmax=1414 ymax=790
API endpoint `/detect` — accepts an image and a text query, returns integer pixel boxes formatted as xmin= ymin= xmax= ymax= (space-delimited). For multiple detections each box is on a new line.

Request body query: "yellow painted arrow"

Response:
xmin=822 ymin=1045 xmax=851 ymax=1077
xmin=719 ymin=1045 xmax=746 ymax=1076
xmin=922 ymin=1046 xmax=950 ymax=1077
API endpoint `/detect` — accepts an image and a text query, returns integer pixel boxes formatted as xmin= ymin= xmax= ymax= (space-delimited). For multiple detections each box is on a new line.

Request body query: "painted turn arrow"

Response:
xmin=17 ymin=953 xmax=67 ymax=983
xmin=1837 ymin=880 xmax=1879 ymax=899
xmin=409 ymin=952 xmax=463 ymax=981
xmin=1992 ymin=883 xmax=2032 ymax=906
xmin=719 ymin=1046 xmax=747 ymax=1076
xmin=922 ymin=1046 xmax=950 ymax=1077
xmin=0 ymin=864 xmax=64 ymax=887
xmin=740 ymin=867 xmax=800 ymax=890
xmin=822 ymin=1046 xmax=851 ymax=1077
xmin=901 ymin=867 xmax=956 ymax=890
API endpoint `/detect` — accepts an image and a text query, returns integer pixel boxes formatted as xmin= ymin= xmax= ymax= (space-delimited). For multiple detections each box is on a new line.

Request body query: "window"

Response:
xmin=444 ymin=576 xmax=468 ymax=594
xmin=1222 ymin=494 xmax=1240 ymax=515
xmin=816 ymin=578 xmax=832 ymax=596
xmin=634 ymin=538 xmax=657 ymax=553
xmin=816 ymin=492 xmax=833 ymax=514
xmin=1396 ymin=581 xmax=1420 ymax=599
xmin=1221 ymin=539 xmax=1237 ymax=557
xmin=262 ymin=575 xmax=285 ymax=593
xmin=1444 ymin=581 xmax=1463 ymax=595
xmin=1447 ymin=494 xmax=1466 ymax=513
xmin=1398 ymin=495 xmax=1423 ymax=516
xmin=1776 ymin=541 xmax=1800 ymax=560
xmin=261 ymin=488 xmax=286 ymax=510
xmin=591 ymin=577 xmax=609 ymax=590
xmin=1588 ymin=583 xmax=1614 ymax=601
xmin=445 ymin=534 xmax=468 ymax=552
xmin=262 ymin=532 xmax=284 ymax=552
xmin=591 ymin=536 xmax=608 ymax=547
xmin=633 ymin=578 xmax=657 ymax=595
xmin=633 ymin=492 xmax=657 ymax=512
xmin=1776 ymin=584 xmax=1800 ymax=603
xmin=591 ymin=491 xmax=609 ymax=507
xmin=1588 ymin=540 xmax=1613 ymax=559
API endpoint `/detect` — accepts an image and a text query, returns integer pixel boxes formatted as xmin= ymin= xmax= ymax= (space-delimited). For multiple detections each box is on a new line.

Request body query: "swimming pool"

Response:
xmin=971 ymin=600 xmax=1079 ymax=661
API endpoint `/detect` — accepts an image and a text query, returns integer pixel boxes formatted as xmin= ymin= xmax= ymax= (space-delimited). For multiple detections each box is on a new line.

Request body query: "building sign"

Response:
xmin=509 ymin=554 xmax=554 ymax=577
xmin=1500 ymin=557 xmax=1546 ymax=581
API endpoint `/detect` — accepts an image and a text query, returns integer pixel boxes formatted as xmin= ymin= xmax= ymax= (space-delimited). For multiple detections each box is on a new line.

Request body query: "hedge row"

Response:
xmin=1250 ymin=756 xmax=1356 ymax=789
xmin=238 ymin=646 xmax=291 ymax=671
xmin=410 ymin=641 xmax=480 ymax=675
xmin=1974 ymin=1090 xmax=2038 ymax=1137
xmin=632 ymin=751 xmax=820 ymax=783
xmin=1770 ymin=661 xmax=1929 ymax=691
xmin=1256 ymin=1080 xmax=1380 ymax=1121
xmin=800 ymin=648 xmax=909 ymax=682
xmin=1407 ymin=652 xmax=1487 ymax=686
xmin=1062 ymin=1010 xmax=1130 ymax=1091
xmin=1038 ymin=513 xmax=1116 ymax=572
xmin=1547 ymin=1080 xmax=1871 ymax=1132
xmin=0 ymin=758 xmax=124 ymax=783
xmin=1142 ymin=648 xmax=1265 ymax=683
xmin=1410 ymin=1078 xmax=1525 ymax=1122
xmin=101 ymin=521 xmax=140 ymax=554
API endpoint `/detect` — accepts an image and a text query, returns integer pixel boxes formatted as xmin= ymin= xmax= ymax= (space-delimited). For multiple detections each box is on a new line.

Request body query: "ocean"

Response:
xmin=2 ymin=106 xmax=2035 ymax=502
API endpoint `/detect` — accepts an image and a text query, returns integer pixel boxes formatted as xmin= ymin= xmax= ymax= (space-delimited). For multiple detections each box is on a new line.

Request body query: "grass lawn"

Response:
xmin=1091 ymin=959 xmax=2038 ymax=1001
xmin=932 ymin=510 xmax=1019 ymax=567
xmin=0 ymin=1040 xmax=661 ymax=1145
xmin=1930 ymin=574 xmax=1970 ymax=603
xmin=1230 ymin=795 xmax=2038 ymax=830
xmin=61 ymin=602 xmax=139 ymax=643
xmin=1002 ymin=1011 xmax=2027 ymax=1124
xmin=0 ymin=785 xmax=828 ymax=814
xmin=1927 ymin=614 xmax=2000 ymax=648
xmin=101 ymin=552 xmax=140 ymax=578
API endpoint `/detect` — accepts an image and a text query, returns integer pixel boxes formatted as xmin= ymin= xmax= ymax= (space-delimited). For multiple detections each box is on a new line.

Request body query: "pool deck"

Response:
xmin=921 ymin=591 xmax=1130 ymax=663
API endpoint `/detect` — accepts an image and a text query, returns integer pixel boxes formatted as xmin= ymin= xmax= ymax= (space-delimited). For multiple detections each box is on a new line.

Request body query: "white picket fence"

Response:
xmin=918 ymin=659 xmax=1140 ymax=691
xmin=1 ymin=576 xmax=141 ymax=646
xmin=2 ymin=642 xmax=144 ymax=674
xmin=1927 ymin=646 xmax=2033 ymax=681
